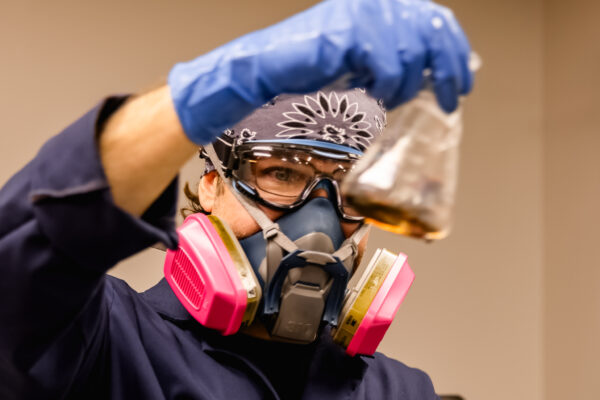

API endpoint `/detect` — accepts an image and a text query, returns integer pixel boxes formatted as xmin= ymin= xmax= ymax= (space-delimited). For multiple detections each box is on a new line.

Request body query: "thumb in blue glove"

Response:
xmin=169 ymin=0 xmax=474 ymax=144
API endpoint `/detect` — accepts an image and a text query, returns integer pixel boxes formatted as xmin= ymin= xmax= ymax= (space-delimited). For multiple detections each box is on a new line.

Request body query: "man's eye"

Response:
xmin=274 ymin=169 xmax=290 ymax=181
xmin=264 ymin=167 xmax=297 ymax=182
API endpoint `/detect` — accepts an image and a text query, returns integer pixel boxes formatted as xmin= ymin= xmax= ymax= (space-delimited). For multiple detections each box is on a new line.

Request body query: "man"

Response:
xmin=184 ymin=89 xmax=386 ymax=345
xmin=0 ymin=0 xmax=473 ymax=398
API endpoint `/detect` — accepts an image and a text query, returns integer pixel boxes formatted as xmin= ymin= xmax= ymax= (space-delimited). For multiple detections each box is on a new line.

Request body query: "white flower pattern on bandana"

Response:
xmin=275 ymin=91 xmax=375 ymax=151
xmin=237 ymin=128 xmax=257 ymax=145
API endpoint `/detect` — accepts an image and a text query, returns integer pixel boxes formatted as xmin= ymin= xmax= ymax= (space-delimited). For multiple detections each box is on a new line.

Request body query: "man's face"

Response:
xmin=197 ymin=171 xmax=369 ymax=267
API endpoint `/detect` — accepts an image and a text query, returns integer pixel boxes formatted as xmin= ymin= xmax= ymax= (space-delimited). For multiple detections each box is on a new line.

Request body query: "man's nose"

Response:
xmin=309 ymin=179 xmax=339 ymax=202
xmin=309 ymin=187 xmax=329 ymax=200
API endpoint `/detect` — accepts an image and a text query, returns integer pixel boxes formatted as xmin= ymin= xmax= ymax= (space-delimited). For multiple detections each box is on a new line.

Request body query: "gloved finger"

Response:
xmin=429 ymin=42 xmax=461 ymax=113
xmin=366 ymin=0 xmax=427 ymax=109
xmin=362 ymin=44 xmax=404 ymax=108
xmin=425 ymin=10 xmax=464 ymax=112
xmin=433 ymin=77 xmax=459 ymax=113
xmin=440 ymin=7 xmax=474 ymax=95
xmin=391 ymin=20 xmax=427 ymax=108
xmin=343 ymin=0 xmax=404 ymax=107
xmin=425 ymin=32 xmax=461 ymax=112
xmin=391 ymin=51 xmax=426 ymax=109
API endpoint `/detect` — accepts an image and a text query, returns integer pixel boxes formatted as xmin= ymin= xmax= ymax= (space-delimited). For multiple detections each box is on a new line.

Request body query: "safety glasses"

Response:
xmin=229 ymin=140 xmax=365 ymax=222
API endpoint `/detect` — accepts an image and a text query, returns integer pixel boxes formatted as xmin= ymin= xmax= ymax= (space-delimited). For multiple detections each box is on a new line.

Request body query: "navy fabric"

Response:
xmin=0 ymin=98 xmax=439 ymax=400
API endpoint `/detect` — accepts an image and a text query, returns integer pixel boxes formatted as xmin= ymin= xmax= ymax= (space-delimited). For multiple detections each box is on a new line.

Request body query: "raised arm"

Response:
xmin=99 ymin=86 xmax=196 ymax=217
xmin=0 ymin=95 xmax=181 ymax=397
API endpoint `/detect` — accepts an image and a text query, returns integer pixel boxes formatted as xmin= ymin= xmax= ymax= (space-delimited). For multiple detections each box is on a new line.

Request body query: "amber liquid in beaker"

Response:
xmin=348 ymin=197 xmax=447 ymax=241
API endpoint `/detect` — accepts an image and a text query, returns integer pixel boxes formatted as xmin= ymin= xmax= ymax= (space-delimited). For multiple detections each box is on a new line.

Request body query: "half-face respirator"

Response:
xmin=165 ymin=89 xmax=416 ymax=356
xmin=163 ymin=141 xmax=415 ymax=356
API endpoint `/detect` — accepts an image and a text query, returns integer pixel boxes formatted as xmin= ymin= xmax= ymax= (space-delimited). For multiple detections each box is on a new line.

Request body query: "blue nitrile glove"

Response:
xmin=169 ymin=0 xmax=473 ymax=144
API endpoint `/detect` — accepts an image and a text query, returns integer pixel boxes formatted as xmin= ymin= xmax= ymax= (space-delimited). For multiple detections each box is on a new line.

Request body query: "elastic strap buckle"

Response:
xmin=263 ymin=223 xmax=281 ymax=240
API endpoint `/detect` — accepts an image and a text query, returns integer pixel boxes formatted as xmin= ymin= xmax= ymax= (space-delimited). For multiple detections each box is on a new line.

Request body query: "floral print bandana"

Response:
xmin=201 ymin=88 xmax=386 ymax=174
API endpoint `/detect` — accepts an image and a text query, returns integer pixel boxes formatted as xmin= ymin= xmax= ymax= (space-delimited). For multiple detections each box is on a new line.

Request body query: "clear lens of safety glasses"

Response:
xmin=232 ymin=143 xmax=364 ymax=221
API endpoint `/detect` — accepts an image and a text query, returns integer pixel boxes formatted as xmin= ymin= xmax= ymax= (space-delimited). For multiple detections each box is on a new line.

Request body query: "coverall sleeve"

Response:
xmin=0 ymin=97 xmax=179 ymax=395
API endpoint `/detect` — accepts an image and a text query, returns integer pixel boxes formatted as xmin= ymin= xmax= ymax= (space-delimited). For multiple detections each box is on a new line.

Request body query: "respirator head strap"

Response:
xmin=333 ymin=223 xmax=371 ymax=272
xmin=204 ymin=143 xmax=298 ymax=254
xmin=261 ymin=222 xmax=297 ymax=255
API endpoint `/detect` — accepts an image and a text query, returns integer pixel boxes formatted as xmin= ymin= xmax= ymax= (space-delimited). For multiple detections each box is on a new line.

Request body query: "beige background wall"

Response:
xmin=1 ymin=1 xmax=597 ymax=399
xmin=544 ymin=1 xmax=600 ymax=399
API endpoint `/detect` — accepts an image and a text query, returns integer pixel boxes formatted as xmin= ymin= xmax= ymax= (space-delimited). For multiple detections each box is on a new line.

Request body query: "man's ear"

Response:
xmin=198 ymin=171 xmax=218 ymax=213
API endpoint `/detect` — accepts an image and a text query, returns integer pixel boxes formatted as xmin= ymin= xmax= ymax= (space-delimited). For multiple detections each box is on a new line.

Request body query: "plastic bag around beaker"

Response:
xmin=341 ymin=90 xmax=463 ymax=240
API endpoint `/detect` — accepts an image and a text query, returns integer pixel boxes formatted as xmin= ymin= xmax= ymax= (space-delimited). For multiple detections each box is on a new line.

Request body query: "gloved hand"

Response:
xmin=169 ymin=0 xmax=473 ymax=144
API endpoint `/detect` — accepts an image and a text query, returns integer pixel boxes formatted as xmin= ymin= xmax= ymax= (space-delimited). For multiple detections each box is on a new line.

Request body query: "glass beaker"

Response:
xmin=342 ymin=90 xmax=463 ymax=240
xmin=342 ymin=52 xmax=481 ymax=241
